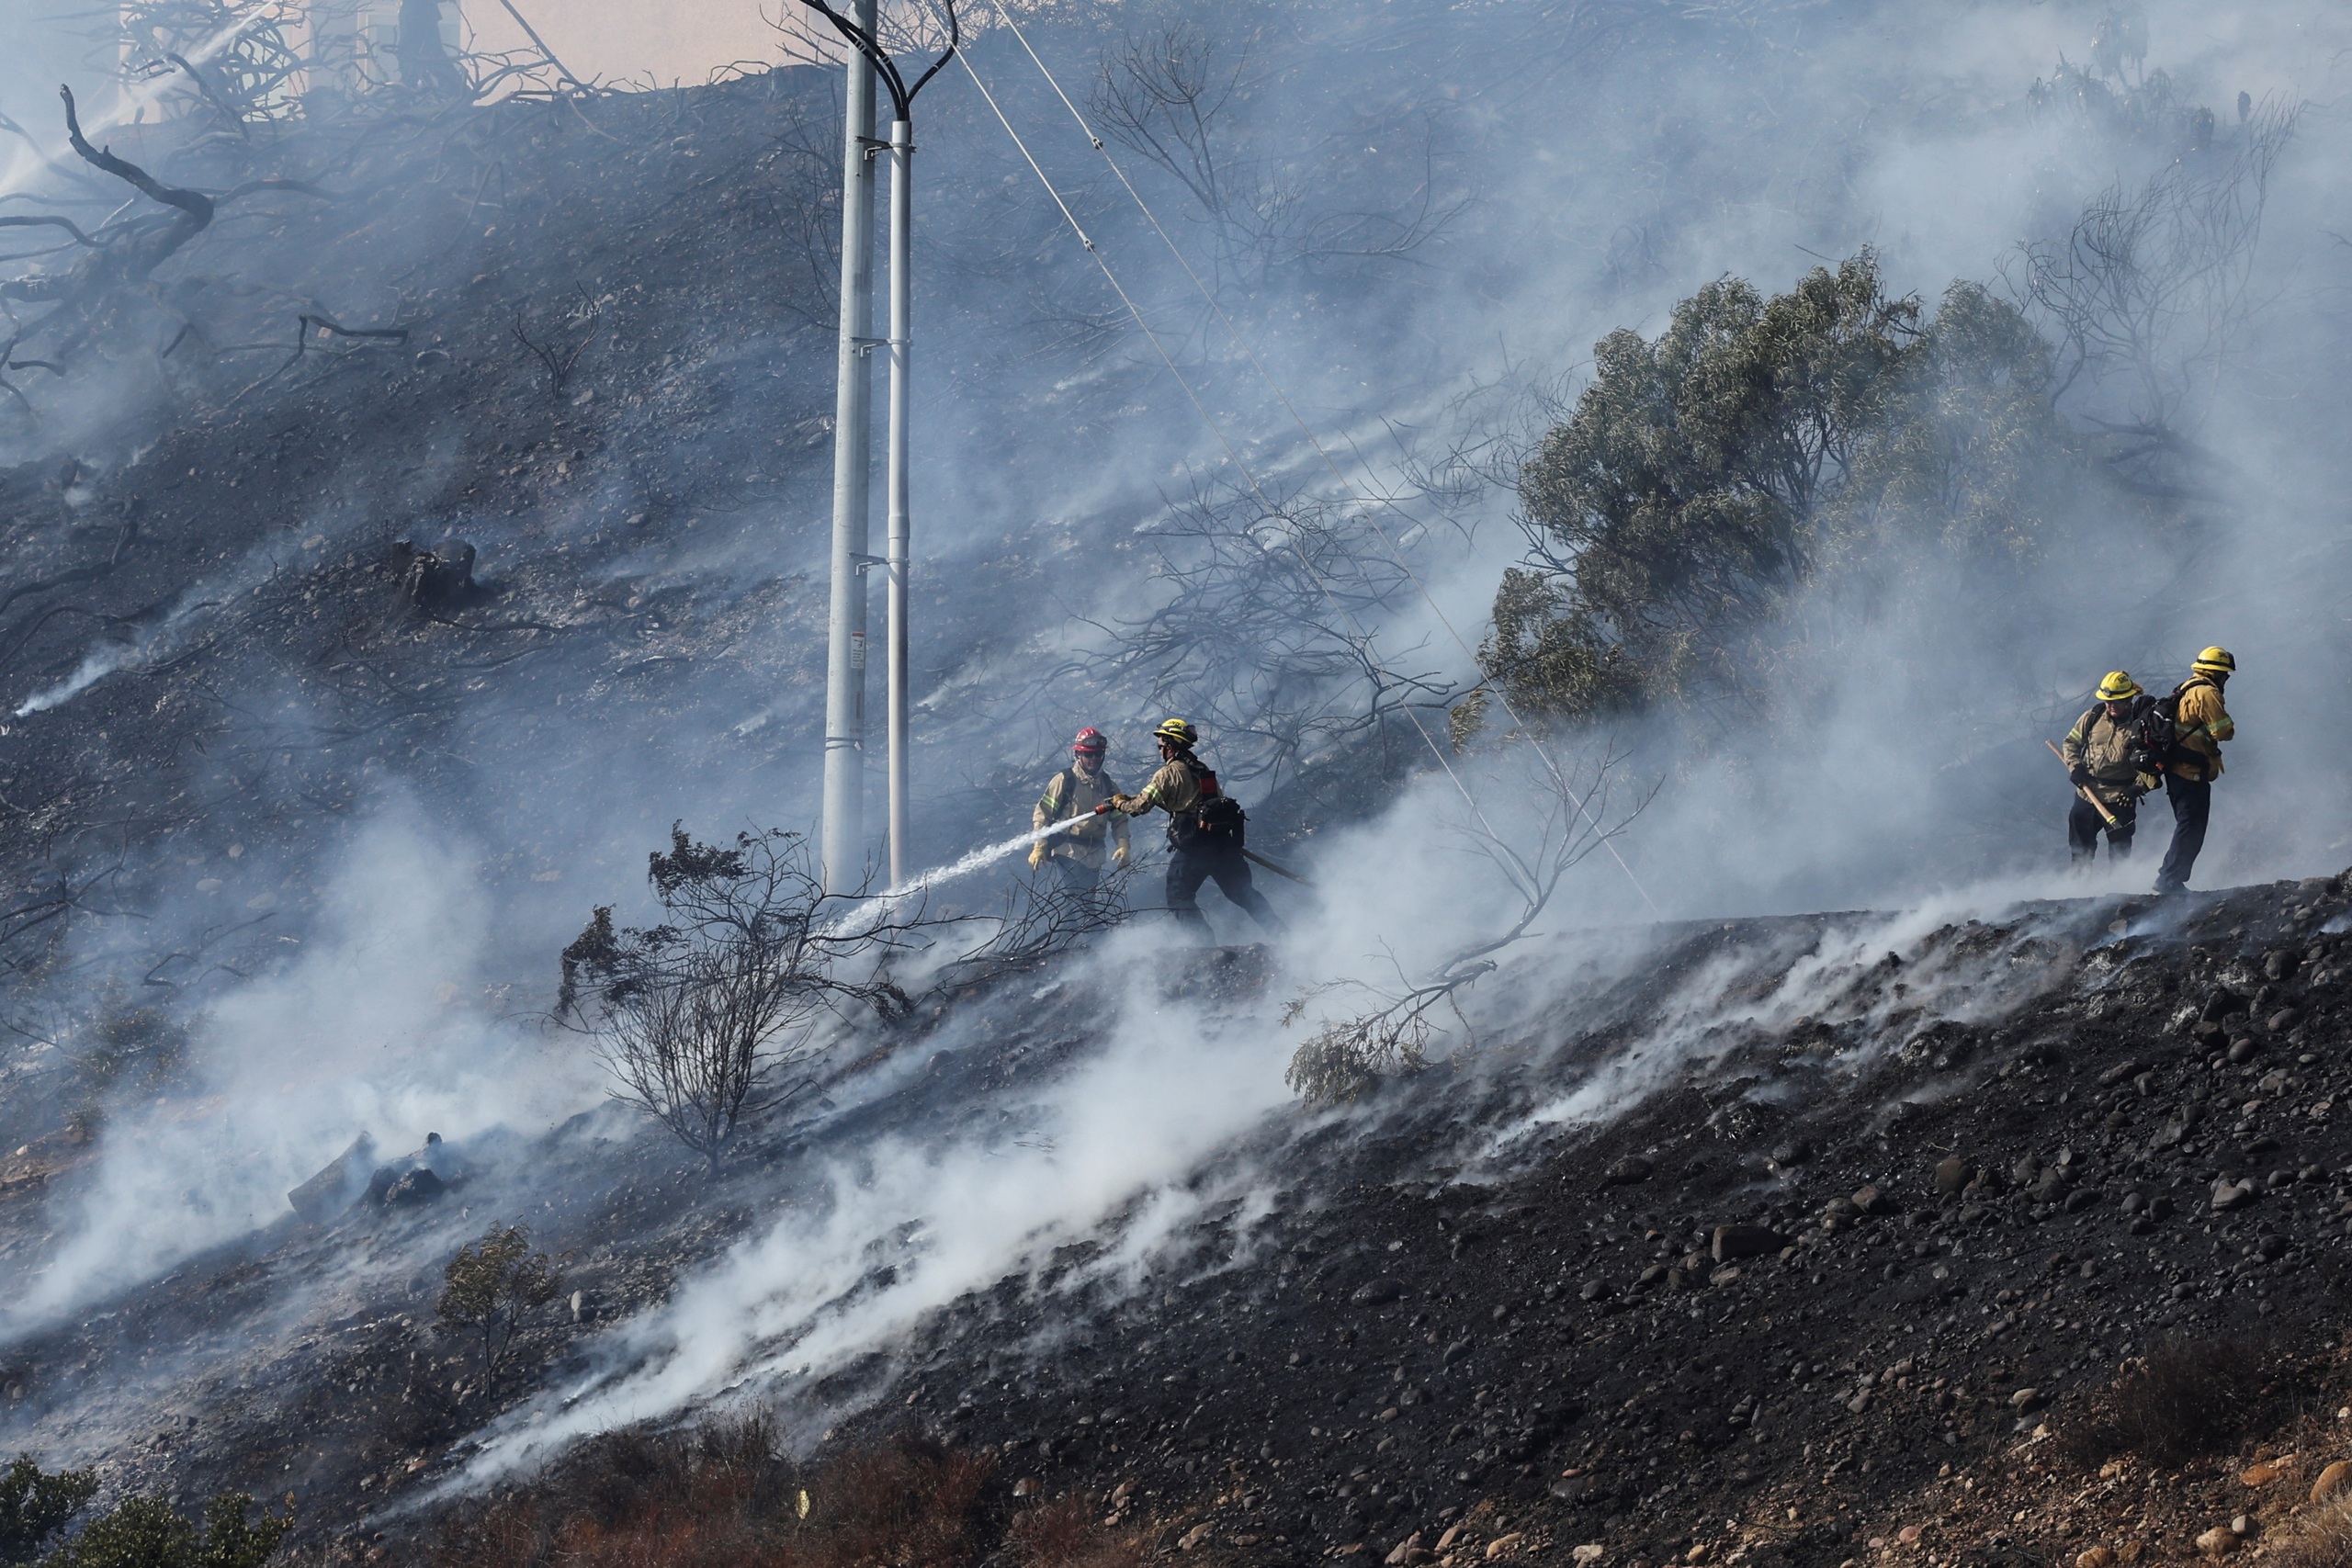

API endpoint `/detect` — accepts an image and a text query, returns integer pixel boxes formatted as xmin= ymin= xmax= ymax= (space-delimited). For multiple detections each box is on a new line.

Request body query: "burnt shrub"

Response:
xmin=2058 ymin=1335 xmax=2268 ymax=1467
xmin=1007 ymin=1496 xmax=1146 ymax=1568
xmin=418 ymin=1417 xmax=997 ymax=1568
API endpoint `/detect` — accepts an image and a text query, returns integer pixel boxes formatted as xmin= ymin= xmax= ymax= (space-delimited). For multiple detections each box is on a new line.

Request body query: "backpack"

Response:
xmin=2143 ymin=678 xmax=2219 ymax=779
xmin=1171 ymin=761 xmax=1247 ymax=850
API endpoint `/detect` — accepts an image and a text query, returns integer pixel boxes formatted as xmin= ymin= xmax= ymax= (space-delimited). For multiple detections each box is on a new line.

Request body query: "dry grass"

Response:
xmin=2268 ymin=1495 xmax=2352 ymax=1568
xmin=413 ymin=1418 xmax=1040 ymax=1568
xmin=1009 ymin=1497 xmax=1148 ymax=1568
xmin=2057 ymin=1336 xmax=2269 ymax=1468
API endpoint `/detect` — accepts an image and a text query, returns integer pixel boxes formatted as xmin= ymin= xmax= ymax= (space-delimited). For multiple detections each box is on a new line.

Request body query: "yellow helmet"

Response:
xmin=2191 ymin=646 xmax=2236 ymax=675
xmin=1153 ymin=717 xmax=1198 ymax=748
xmin=2094 ymin=671 xmax=2142 ymax=702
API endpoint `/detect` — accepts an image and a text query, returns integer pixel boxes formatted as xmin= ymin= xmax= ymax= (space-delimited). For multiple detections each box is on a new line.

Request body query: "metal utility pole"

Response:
xmin=801 ymin=0 xmax=956 ymax=891
xmin=883 ymin=114 xmax=913 ymax=888
xmin=818 ymin=0 xmax=878 ymax=895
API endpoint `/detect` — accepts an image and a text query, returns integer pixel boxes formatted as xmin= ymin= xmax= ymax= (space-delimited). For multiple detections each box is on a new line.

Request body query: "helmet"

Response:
xmin=1153 ymin=717 xmax=1198 ymax=748
xmin=2192 ymin=646 xmax=2237 ymax=676
xmin=2095 ymin=671 xmax=2142 ymax=702
xmin=1072 ymin=727 xmax=1107 ymax=755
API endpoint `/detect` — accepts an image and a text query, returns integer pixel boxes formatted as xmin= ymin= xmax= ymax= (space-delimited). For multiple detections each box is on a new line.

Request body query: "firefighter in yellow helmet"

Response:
xmin=2154 ymin=647 xmax=2236 ymax=894
xmin=1104 ymin=719 xmax=1285 ymax=942
xmin=2061 ymin=671 xmax=2161 ymax=865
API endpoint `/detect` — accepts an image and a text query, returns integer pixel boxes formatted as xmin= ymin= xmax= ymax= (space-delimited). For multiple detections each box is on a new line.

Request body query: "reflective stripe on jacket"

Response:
xmin=2169 ymin=676 xmax=2233 ymax=781
xmin=1034 ymin=764 xmax=1129 ymax=865
xmin=2061 ymin=698 xmax=2156 ymax=808
xmin=1114 ymin=756 xmax=1203 ymax=819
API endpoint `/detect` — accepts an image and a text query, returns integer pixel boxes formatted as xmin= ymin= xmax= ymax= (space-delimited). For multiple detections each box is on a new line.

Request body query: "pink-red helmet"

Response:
xmin=1072 ymin=727 xmax=1107 ymax=755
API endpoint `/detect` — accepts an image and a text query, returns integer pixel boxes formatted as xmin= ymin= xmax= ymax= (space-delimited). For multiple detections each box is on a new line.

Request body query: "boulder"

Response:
xmin=1933 ymin=1156 xmax=1971 ymax=1198
xmin=1712 ymin=1224 xmax=1790 ymax=1262
xmin=384 ymin=1167 xmax=447 ymax=1207
xmin=288 ymin=1133 xmax=378 ymax=1223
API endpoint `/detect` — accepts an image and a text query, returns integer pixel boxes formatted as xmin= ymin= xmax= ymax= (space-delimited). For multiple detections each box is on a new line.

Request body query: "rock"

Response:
xmin=1012 ymin=1477 xmax=1040 ymax=1498
xmin=1579 ymin=1280 xmax=1608 ymax=1302
xmin=1351 ymin=1279 xmax=1403 ymax=1305
xmin=1435 ymin=1526 xmax=1464 ymax=1552
xmin=2211 ymin=1179 xmax=2258 ymax=1213
xmin=2064 ymin=1188 xmax=2105 ymax=1213
xmin=383 ymin=1167 xmax=446 ymax=1207
xmin=1713 ymin=1224 xmax=1791 ymax=1262
xmin=2267 ymin=1008 xmax=2305 ymax=1034
xmin=2076 ymin=1550 xmax=2115 ymax=1568
xmin=2313 ymin=1461 xmax=2351 ymax=1502
xmin=1571 ymin=1549 xmax=1605 ymax=1565
xmin=1604 ymin=1156 xmax=1654 ymax=1185
xmin=1850 ymin=1185 xmax=1894 ymax=1215
xmin=1484 ymin=1533 xmax=1524 ymax=1560
xmin=2264 ymin=950 xmax=2301 ymax=982
xmin=287 ymin=1132 xmax=378 ymax=1223
xmin=1770 ymin=1141 xmax=1812 ymax=1166
xmin=1934 ymin=1156 xmax=1971 ymax=1197
xmin=2098 ymin=1060 xmax=2144 ymax=1087
xmin=1178 ymin=1523 xmax=1213 ymax=1551
xmin=1896 ymin=1526 xmax=1921 ymax=1545
xmin=2238 ymin=1460 xmax=2286 ymax=1487
xmin=2009 ymin=1388 xmax=2044 ymax=1412
xmin=1385 ymin=1534 xmax=1424 ymax=1566
xmin=2229 ymin=1038 xmax=2260 ymax=1064
xmin=2195 ymin=1526 xmax=2235 ymax=1557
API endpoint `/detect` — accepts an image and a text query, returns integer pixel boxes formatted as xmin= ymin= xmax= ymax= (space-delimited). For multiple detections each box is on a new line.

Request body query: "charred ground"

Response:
xmin=6 ymin=874 xmax=2352 ymax=1568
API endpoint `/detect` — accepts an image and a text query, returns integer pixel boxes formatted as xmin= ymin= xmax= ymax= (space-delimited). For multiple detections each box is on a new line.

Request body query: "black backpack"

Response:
xmin=1171 ymin=762 xmax=1247 ymax=849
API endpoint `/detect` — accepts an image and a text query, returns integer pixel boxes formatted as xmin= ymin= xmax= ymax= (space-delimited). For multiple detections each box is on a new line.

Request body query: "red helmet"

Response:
xmin=1072 ymin=727 xmax=1107 ymax=755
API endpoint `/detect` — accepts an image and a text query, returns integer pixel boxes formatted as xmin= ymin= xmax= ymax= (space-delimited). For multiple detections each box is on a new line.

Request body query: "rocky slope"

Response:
xmin=8 ymin=872 xmax=2352 ymax=1568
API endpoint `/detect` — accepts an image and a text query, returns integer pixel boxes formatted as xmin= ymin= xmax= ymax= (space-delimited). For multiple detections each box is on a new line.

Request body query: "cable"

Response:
xmin=993 ymin=16 xmax=1659 ymax=914
xmin=954 ymin=49 xmax=1512 ymax=852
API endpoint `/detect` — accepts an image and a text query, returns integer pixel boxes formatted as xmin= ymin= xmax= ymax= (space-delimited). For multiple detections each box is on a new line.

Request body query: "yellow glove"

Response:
xmin=1027 ymin=840 xmax=1048 ymax=870
xmin=1113 ymin=843 xmax=1129 ymax=869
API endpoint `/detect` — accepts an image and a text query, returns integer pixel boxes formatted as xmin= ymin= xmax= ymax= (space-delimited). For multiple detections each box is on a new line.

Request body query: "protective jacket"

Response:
xmin=1034 ymin=763 xmax=1129 ymax=866
xmin=2061 ymin=697 xmax=2159 ymax=809
xmin=2166 ymin=675 xmax=2233 ymax=781
xmin=1114 ymin=755 xmax=1202 ymax=822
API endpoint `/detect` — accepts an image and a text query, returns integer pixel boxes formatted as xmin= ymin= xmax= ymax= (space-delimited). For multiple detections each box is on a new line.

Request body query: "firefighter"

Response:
xmin=1028 ymin=727 xmax=1129 ymax=892
xmin=2062 ymin=671 xmax=2161 ymax=865
xmin=2154 ymin=647 xmax=2236 ymax=895
xmin=1107 ymin=718 xmax=1285 ymax=942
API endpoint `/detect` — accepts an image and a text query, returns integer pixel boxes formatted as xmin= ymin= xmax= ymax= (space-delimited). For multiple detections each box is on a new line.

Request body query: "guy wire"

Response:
xmin=993 ymin=12 xmax=1658 ymax=915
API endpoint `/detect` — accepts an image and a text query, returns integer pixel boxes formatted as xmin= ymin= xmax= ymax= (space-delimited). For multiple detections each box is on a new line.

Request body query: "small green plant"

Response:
xmin=38 ymin=1492 xmax=287 ymax=1568
xmin=436 ymin=1224 xmax=561 ymax=1389
xmin=0 ymin=1453 xmax=97 ymax=1562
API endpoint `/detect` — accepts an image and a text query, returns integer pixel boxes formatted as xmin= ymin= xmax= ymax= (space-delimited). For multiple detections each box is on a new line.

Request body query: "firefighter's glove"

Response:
xmin=2067 ymin=764 xmax=2093 ymax=789
xmin=1027 ymin=840 xmax=1048 ymax=870
xmin=1112 ymin=843 xmax=1129 ymax=869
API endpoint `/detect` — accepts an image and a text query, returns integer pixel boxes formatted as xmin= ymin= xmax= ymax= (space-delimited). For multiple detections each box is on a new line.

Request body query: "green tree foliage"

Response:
xmin=38 ymin=1492 xmax=287 ymax=1568
xmin=0 ymin=1455 xmax=97 ymax=1562
xmin=1488 ymin=252 xmax=2084 ymax=724
xmin=437 ymin=1224 xmax=561 ymax=1388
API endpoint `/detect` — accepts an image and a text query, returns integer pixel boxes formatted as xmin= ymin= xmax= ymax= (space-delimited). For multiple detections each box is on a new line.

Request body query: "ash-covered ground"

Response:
xmin=6 ymin=872 xmax=2351 ymax=1568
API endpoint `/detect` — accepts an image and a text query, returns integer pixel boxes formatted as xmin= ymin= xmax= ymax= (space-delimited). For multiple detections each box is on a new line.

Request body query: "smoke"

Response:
xmin=0 ymin=798 xmax=605 ymax=1344
xmin=4 ymin=0 xmax=2352 ymax=1493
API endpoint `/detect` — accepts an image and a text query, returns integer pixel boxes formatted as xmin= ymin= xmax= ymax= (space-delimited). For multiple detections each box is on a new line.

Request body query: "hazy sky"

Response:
xmin=458 ymin=0 xmax=832 ymax=85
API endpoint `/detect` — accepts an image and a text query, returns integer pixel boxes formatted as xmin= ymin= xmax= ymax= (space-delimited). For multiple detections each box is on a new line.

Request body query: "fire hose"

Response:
xmin=2044 ymin=739 xmax=2119 ymax=828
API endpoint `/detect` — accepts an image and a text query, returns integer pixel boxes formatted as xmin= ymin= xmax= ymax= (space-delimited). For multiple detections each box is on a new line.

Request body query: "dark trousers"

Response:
xmin=1049 ymin=856 xmax=1101 ymax=894
xmin=1166 ymin=843 xmax=1284 ymax=941
xmin=2067 ymin=795 xmax=2136 ymax=863
xmin=2154 ymin=774 xmax=2211 ymax=893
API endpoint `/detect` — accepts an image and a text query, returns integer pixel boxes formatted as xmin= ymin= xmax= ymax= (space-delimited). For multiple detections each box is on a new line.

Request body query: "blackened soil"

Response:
xmin=816 ymin=877 xmax=2352 ymax=1568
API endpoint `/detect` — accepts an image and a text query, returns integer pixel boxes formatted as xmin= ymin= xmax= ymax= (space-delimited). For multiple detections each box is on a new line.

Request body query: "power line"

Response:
xmin=990 ymin=16 xmax=1659 ymax=915
xmin=952 ymin=48 xmax=1511 ymax=851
